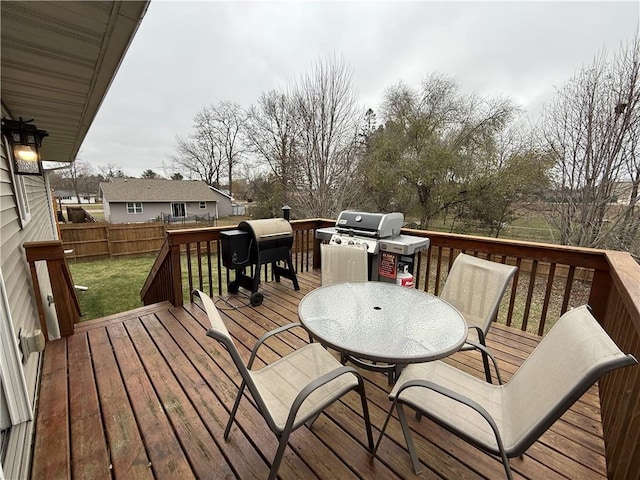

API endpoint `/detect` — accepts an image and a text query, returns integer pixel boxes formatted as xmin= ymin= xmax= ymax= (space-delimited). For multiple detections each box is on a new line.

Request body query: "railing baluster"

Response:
xmin=522 ymin=259 xmax=538 ymax=331
xmin=186 ymin=242 xmax=193 ymax=303
xmin=539 ymin=263 xmax=556 ymax=335
xmin=506 ymin=257 xmax=521 ymax=327
xmin=196 ymin=242 xmax=203 ymax=291
xmin=561 ymin=266 xmax=576 ymax=315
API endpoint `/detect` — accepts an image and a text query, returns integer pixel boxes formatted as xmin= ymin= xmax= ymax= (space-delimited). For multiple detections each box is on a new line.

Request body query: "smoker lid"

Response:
xmin=238 ymin=218 xmax=293 ymax=241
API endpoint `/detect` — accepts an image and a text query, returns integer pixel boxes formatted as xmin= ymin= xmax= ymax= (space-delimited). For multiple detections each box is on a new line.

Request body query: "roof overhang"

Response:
xmin=1 ymin=1 xmax=149 ymax=163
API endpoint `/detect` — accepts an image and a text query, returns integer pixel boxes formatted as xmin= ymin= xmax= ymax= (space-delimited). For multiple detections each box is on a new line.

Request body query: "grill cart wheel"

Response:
xmin=250 ymin=292 xmax=264 ymax=306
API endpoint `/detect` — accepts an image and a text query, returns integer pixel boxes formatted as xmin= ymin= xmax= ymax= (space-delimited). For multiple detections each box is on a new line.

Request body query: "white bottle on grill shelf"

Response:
xmin=396 ymin=264 xmax=414 ymax=288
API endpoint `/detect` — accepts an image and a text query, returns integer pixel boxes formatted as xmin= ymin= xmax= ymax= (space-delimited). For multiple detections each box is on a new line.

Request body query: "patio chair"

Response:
xmin=372 ymin=305 xmax=637 ymax=479
xmin=194 ymin=290 xmax=374 ymax=480
xmin=321 ymin=243 xmax=368 ymax=285
xmin=439 ymin=253 xmax=517 ymax=383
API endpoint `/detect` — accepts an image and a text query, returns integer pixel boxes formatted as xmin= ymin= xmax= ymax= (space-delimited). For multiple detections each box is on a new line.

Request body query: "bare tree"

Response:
xmin=541 ymin=37 xmax=640 ymax=250
xmin=172 ymin=108 xmax=225 ymax=187
xmin=172 ymin=102 xmax=246 ymax=195
xmin=211 ymin=101 xmax=246 ymax=196
xmin=291 ymin=55 xmax=362 ymax=218
xmin=97 ymin=163 xmax=126 ymax=180
xmin=62 ymin=158 xmax=93 ymax=203
xmin=245 ymin=90 xmax=299 ymax=206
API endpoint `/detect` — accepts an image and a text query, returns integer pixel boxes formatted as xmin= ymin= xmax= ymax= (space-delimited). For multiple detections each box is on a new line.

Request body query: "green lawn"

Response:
xmin=70 ymin=253 xmax=228 ymax=321
xmin=69 ymin=254 xmax=157 ymax=321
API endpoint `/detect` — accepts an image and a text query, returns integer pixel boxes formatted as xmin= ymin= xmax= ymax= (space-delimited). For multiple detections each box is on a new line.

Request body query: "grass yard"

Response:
xmin=69 ymin=254 xmax=157 ymax=321
xmin=70 ymin=253 xmax=229 ymax=321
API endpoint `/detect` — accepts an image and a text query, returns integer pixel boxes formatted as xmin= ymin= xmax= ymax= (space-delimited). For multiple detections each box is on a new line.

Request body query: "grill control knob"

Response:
xmin=348 ymin=240 xmax=354 ymax=245
xmin=334 ymin=237 xmax=342 ymax=244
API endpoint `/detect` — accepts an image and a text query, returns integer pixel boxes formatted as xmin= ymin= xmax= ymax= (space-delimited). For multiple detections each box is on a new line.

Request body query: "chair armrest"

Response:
xmin=248 ymin=323 xmax=306 ymax=368
xmin=284 ymin=365 xmax=360 ymax=433
xmin=464 ymin=339 xmax=504 ymax=385
xmin=393 ymin=378 xmax=507 ymax=455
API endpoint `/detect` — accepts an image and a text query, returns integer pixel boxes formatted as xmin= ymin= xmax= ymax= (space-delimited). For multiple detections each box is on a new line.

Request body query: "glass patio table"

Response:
xmin=298 ymin=282 xmax=468 ymax=383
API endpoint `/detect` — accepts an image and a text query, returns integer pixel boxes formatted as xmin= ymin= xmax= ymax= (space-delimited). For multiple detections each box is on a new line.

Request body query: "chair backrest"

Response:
xmin=439 ymin=253 xmax=517 ymax=333
xmin=321 ymin=243 xmax=368 ymax=285
xmin=194 ymin=290 xmax=254 ymax=383
xmin=505 ymin=305 xmax=637 ymax=453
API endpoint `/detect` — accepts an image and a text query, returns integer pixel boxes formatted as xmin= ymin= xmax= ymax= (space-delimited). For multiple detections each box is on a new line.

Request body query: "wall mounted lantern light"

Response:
xmin=1 ymin=117 xmax=49 ymax=175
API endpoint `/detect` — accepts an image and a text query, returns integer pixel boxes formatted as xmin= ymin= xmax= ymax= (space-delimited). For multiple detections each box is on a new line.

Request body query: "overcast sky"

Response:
xmin=80 ymin=0 xmax=639 ymax=178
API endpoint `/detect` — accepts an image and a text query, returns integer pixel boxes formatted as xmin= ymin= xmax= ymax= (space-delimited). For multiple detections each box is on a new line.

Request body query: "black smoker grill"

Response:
xmin=221 ymin=218 xmax=300 ymax=306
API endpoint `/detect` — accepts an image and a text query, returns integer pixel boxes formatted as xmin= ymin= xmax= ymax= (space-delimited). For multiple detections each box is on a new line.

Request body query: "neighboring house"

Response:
xmin=100 ymin=178 xmax=232 ymax=223
xmin=53 ymin=189 xmax=98 ymax=204
xmin=0 ymin=2 xmax=148 ymax=479
xmin=609 ymin=181 xmax=635 ymax=205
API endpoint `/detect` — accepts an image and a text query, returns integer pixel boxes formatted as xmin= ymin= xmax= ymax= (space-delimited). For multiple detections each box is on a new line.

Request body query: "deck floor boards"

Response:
xmin=32 ymin=271 xmax=608 ymax=479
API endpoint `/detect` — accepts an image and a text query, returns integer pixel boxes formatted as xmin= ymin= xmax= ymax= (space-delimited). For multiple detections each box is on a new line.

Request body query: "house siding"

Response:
xmin=1 ymin=139 xmax=59 ymax=478
xmin=107 ymin=201 xmax=221 ymax=224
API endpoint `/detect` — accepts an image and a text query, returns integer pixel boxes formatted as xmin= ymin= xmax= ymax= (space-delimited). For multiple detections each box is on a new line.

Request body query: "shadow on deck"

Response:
xmin=31 ymin=271 xmax=606 ymax=479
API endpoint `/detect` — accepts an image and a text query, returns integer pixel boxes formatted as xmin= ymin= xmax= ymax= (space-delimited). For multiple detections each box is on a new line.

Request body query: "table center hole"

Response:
xmin=373 ymin=306 xmax=382 ymax=310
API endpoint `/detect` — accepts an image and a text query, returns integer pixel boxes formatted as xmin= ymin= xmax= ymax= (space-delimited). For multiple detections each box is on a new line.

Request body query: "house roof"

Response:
xmin=100 ymin=179 xmax=225 ymax=202
xmin=1 ymin=1 xmax=149 ymax=164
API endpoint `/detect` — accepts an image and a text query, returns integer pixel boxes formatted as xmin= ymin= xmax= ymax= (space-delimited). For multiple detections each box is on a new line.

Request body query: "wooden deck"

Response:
xmin=31 ymin=271 xmax=608 ymax=479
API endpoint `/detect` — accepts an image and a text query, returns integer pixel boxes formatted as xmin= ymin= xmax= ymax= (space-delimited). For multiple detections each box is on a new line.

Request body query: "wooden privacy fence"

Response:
xmin=59 ymin=223 xmax=166 ymax=260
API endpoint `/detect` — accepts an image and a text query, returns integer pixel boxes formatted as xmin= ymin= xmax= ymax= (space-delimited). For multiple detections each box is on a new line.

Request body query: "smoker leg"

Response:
xmin=286 ymin=256 xmax=300 ymax=291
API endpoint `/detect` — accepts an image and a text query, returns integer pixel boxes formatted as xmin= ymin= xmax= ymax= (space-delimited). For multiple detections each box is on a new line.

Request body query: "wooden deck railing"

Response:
xmin=23 ymin=240 xmax=81 ymax=339
xmin=140 ymin=219 xmax=330 ymax=307
xmin=140 ymin=218 xmax=639 ymax=478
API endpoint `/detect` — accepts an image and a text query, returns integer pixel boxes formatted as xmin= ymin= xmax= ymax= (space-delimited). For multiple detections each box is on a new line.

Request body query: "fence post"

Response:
xmin=104 ymin=224 xmax=112 ymax=258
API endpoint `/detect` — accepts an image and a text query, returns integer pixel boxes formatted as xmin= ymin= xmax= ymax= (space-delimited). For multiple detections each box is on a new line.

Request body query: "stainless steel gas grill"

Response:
xmin=221 ymin=218 xmax=300 ymax=306
xmin=316 ymin=211 xmax=430 ymax=284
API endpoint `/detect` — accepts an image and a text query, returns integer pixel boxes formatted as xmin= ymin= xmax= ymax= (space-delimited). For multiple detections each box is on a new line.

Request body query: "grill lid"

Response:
xmin=335 ymin=211 xmax=404 ymax=238
xmin=239 ymin=218 xmax=293 ymax=242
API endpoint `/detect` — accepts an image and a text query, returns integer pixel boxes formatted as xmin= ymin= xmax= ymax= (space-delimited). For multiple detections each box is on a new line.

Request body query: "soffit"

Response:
xmin=1 ymin=1 xmax=149 ymax=163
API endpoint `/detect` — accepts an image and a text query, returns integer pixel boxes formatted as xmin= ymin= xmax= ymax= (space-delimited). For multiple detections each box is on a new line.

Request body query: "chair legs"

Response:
xmin=224 ymin=380 xmax=247 ymax=440
xmin=229 ymin=378 xmax=373 ymax=479
xmin=357 ymin=377 xmax=375 ymax=451
xmin=477 ymin=330 xmax=493 ymax=383
xmin=269 ymin=431 xmax=292 ymax=480
xmin=372 ymin=398 xmax=422 ymax=474
xmin=374 ymin=398 xmax=514 ymax=479
xmin=397 ymin=404 xmax=422 ymax=474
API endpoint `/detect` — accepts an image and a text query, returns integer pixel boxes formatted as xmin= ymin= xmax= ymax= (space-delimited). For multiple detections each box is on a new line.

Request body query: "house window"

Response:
xmin=127 ymin=202 xmax=143 ymax=214
xmin=199 ymin=201 xmax=206 ymax=209
xmin=171 ymin=202 xmax=186 ymax=217
xmin=61 ymin=196 xmax=72 ymax=201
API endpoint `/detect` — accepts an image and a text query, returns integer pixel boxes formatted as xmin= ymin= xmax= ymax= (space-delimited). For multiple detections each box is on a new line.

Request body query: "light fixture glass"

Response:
xmin=2 ymin=118 xmax=48 ymax=175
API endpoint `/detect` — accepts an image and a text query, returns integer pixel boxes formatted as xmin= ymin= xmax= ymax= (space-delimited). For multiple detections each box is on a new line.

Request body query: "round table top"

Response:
xmin=298 ymin=282 xmax=468 ymax=364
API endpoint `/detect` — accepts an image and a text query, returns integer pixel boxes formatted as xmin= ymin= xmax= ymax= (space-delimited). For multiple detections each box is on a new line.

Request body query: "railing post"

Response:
xmin=24 ymin=240 xmax=81 ymax=339
xmin=169 ymin=243 xmax=183 ymax=307
xmin=589 ymin=268 xmax=612 ymax=323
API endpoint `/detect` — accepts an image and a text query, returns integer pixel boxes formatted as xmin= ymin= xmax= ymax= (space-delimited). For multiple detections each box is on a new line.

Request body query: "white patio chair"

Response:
xmin=321 ymin=243 xmax=368 ymax=285
xmin=194 ymin=290 xmax=374 ymax=480
xmin=372 ymin=305 xmax=637 ymax=479
xmin=440 ymin=253 xmax=517 ymax=383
